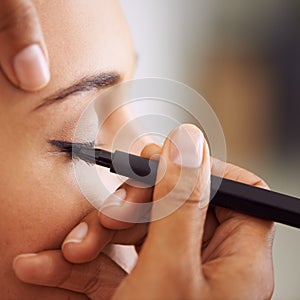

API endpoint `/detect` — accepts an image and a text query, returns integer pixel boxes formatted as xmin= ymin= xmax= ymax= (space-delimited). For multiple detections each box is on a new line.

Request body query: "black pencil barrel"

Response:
xmin=211 ymin=176 xmax=300 ymax=228
xmin=76 ymin=147 xmax=300 ymax=229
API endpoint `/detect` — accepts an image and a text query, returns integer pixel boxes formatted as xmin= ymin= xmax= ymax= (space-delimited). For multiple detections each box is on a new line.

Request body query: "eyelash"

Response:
xmin=49 ymin=140 xmax=95 ymax=158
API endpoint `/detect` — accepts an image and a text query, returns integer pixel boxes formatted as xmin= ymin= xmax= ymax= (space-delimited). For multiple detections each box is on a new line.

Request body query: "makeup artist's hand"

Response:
xmin=13 ymin=125 xmax=275 ymax=300
xmin=0 ymin=0 xmax=50 ymax=91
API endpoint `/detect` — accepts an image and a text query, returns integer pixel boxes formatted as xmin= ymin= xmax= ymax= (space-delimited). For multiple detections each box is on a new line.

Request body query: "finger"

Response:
xmin=206 ymin=159 xmax=275 ymax=260
xmin=140 ymin=124 xmax=211 ymax=271
xmin=99 ymin=143 xmax=161 ymax=230
xmin=62 ymin=211 xmax=113 ymax=263
xmin=62 ymin=209 xmax=148 ymax=264
xmin=211 ymin=157 xmax=269 ymax=189
xmin=140 ymin=143 xmax=161 ymax=158
xmin=99 ymin=184 xmax=153 ymax=230
xmin=13 ymin=250 xmax=125 ymax=299
xmin=0 ymin=0 xmax=50 ymax=91
xmin=202 ymin=159 xmax=270 ymax=252
xmin=202 ymin=206 xmax=219 ymax=250
xmin=212 ymin=159 xmax=273 ymax=223
xmin=224 ymin=162 xmax=269 ymax=189
xmin=113 ymin=125 xmax=211 ymax=298
xmin=208 ymin=158 xmax=272 ymax=237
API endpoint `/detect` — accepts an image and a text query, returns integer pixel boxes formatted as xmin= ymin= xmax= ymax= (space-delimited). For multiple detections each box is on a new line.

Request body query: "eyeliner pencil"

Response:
xmin=74 ymin=146 xmax=300 ymax=229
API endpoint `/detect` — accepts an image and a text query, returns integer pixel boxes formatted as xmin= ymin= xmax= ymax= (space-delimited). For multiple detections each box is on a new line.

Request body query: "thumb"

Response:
xmin=142 ymin=124 xmax=210 ymax=271
xmin=141 ymin=125 xmax=210 ymax=269
xmin=0 ymin=0 xmax=50 ymax=91
xmin=113 ymin=125 xmax=211 ymax=299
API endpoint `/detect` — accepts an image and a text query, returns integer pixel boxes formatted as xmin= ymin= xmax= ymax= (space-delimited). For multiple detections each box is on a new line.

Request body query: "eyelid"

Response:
xmin=49 ymin=140 xmax=96 ymax=153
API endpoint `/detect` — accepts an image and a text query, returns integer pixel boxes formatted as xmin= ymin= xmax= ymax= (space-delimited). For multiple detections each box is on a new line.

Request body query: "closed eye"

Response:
xmin=49 ymin=140 xmax=95 ymax=158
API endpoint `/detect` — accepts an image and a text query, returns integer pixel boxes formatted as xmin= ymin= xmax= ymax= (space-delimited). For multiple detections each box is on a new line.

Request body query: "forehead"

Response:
xmin=36 ymin=0 xmax=134 ymax=86
xmin=0 ymin=0 xmax=134 ymax=113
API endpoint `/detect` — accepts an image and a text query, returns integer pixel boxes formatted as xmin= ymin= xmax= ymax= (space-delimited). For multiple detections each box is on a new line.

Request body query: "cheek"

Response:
xmin=0 ymin=156 xmax=91 ymax=257
xmin=0 ymin=141 xmax=123 ymax=299
xmin=0 ymin=149 xmax=124 ymax=256
xmin=0 ymin=155 xmax=94 ymax=298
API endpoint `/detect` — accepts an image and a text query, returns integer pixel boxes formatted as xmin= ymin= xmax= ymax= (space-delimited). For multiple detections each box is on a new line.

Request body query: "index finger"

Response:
xmin=0 ymin=0 xmax=50 ymax=91
xmin=98 ymin=143 xmax=161 ymax=230
xmin=13 ymin=250 xmax=126 ymax=298
xmin=210 ymin=158 xmax=275 ymax=249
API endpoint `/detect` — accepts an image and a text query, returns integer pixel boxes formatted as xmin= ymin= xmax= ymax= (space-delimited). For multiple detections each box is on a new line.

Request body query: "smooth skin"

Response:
xmin=14 ymin=125 xmax=275 ymax=300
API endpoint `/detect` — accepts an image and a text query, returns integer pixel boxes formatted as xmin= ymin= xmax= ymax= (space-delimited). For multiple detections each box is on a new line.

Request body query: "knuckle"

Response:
xmin=82 ymin=275 xmax=103 ymax=295
xmin=254 ymin=178 xmax=270 ymax=190
xmin=225 ymin=163 xmax=270 ymax=189
xmin=0 ymin=2 xmax=36 ymax=34
xmin=57 ymin=262 xmax=103 ymax=295
xmin=81 ymin=259 xmax=104 ymax=295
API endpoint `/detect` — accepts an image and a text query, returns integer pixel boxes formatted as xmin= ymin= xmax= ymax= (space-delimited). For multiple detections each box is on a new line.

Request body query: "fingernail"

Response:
xmin=101 ymin=188 xmax=127 ymax=209
xmin=63 ymin=222 xmax=88 ymax=245
xmin=170 ymin=125 xmax=204 ymax=168
xmin=13 ymin=254 xmax=37 ymax=269
xmin=13 ymin=44 xmax=50 ymax=91
xmin=14 ymin=253 xmax=37 ymax=261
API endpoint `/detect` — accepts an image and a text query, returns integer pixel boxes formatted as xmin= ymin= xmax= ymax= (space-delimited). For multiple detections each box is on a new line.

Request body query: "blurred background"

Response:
xmin=120 ymin=1 xmax=300 ymax=299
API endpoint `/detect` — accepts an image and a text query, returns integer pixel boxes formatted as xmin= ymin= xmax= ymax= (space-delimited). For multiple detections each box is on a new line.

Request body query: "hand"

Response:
xmin=13 ymin=125 xmax=275 ymax=299
xmin=0 ymin=0 xmax=50 ymax=91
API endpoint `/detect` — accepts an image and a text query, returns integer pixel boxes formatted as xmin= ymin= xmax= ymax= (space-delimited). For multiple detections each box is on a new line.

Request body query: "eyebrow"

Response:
xmin=34 ymin=72 xmax=121 ymax=110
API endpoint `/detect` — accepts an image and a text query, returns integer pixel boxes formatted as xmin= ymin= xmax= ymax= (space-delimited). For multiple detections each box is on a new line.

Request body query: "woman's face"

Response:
xmin=0 ymin=1 xmax=135 ymax=298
